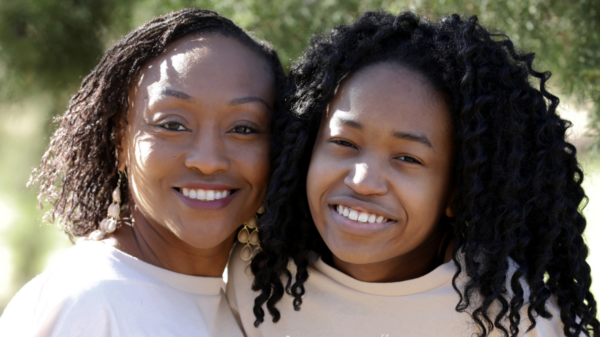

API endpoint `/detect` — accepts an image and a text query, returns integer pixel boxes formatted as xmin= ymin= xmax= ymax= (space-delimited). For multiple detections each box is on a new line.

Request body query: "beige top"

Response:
xmin=0 ymin=239 xmax=244 ymax=337
xmin=227 ymin=244 xmax=568 ymax=337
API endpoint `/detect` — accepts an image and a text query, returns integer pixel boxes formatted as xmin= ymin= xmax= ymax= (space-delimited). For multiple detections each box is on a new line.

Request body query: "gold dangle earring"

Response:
xmin=89 ymin=151 xmax=124 ymax=241
xmin=237 ymin=205 xmax=265 ymax=277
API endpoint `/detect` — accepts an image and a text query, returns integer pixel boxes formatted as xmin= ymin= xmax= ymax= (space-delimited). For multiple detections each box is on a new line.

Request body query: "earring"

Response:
xmin=238 ymin=205 xmax=265 ymax=277
xmin=89 ymin=169 xmax=124 ymax=241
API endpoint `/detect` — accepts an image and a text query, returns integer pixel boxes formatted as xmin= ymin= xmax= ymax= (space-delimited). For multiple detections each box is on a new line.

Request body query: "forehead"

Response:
xmin=130 ymin=33 xmax=274 ymax=103
xmin=328 ymin=63 xmax=451 ymax=141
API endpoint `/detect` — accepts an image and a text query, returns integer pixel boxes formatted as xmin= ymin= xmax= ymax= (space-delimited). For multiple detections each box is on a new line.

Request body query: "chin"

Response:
xmin=326 ymin=239 xmax=384 ymax=265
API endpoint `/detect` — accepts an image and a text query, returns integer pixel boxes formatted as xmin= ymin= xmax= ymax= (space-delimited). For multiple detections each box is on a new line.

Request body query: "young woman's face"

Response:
xmin=306 ymin=63 xmax=455 ymax=271
xmin=120 ymin=34 xmax=274 ymax=249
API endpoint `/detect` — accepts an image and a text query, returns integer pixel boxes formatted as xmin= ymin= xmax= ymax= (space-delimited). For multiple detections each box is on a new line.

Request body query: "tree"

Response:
xmin=424 ymin=0 xmax=600 ymax=139
xmin=1 ymin=0 xmax=597 ymax=131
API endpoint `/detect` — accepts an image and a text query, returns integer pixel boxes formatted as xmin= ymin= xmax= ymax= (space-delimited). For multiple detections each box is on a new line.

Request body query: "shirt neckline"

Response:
xmin=77 ymin=238 xmax=224 ymax=296
xmin=312 ymin=256 xmax=456 ymax=296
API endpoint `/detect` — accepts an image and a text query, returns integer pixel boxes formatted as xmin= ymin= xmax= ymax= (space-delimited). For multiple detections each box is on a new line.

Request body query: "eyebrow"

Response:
xmin=230 ymin=96 xmax=272 ymax=111
xmin=335 ymin=117 xmax=362 ymax=130
xmin=158 ymin=89 xmax=192 ymax=100
xmin=148 ymin=90 xmax=272 ymax=111
xmin=335 ymin=116 xmax=433 ymax=149
xmin=392 ymin=131 xmax=433 ymax=149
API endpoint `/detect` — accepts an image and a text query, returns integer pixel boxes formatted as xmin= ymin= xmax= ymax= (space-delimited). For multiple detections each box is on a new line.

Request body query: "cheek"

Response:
xmin=231 ymin=137 xmax=271 ymax=190
xmin=306 ymin=146 xmax=338 ymax=213
xmin=125 ymin=134 xmax=181 ymax=217
xmin=131 ymin=135 xmax=176 ymax=177
xmin=394 ymin=169 xmax=450 ymax=226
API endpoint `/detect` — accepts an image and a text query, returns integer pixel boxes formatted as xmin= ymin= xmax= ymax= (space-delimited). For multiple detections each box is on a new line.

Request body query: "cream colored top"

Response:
xmin=227 ymin=244 xmax=568 ymax=337
xmin=0 ymin=239 xmax=244 ymax=337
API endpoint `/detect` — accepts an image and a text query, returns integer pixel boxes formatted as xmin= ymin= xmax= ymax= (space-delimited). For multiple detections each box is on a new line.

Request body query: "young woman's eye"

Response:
xmin=231 ymin=125 xmax=257 ymax=134
xmin=331 ymin=139 xmax=356 ymax=149
xmin=160 ymin=121 xmax=187 ymax=131
xmin=397 ymin=155 xmax=420 ymax=164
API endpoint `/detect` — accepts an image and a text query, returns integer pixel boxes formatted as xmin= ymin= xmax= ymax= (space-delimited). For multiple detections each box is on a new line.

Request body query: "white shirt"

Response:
xmin=227 ymin=244 xmax=568 ymax=337
xmin=0 ymin=239 xmax=244 ymax=337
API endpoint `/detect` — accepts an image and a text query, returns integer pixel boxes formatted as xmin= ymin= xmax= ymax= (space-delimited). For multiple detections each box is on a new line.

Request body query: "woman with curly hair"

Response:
xmin=227 ymin=10 xmax=599 ymax=337
xmin=0 ymin=8 xmax=285 ymax=337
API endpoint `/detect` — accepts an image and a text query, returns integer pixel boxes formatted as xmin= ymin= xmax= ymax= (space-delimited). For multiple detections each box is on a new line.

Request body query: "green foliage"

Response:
xmin=134 ymin=0 xmax=368 ymax=68
xmin=0 ymin=0 xmax=135 ymax=99
xmin=0 ymin=0 xmax=598 ymax=128
xmin=0 ymin=97 xmax=72 ymax=312
xmin=424 ymin=0 xmax=600 ymax=135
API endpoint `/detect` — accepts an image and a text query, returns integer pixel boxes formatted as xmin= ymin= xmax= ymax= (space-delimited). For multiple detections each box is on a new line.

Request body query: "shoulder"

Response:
xmin=27 ymin=239 xmax=149 ymax=297
xmin=0 ymin=240 xmax=149 ymax=337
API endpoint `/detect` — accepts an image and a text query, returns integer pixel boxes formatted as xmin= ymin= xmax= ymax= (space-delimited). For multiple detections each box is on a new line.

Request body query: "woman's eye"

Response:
xmin=231 ymin=125 xmax=256 ymax=134
xmin=331 ymin=139 xmax=356 ymax=148
xmin=161 ymin=121 xmax=186 ymax=131
xmin=397 ymin=155 xmax=420 ymax=164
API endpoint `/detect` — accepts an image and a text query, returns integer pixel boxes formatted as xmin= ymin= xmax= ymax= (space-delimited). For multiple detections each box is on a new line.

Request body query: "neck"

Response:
xmin=332 ymin=227 xmax=454 ymax=283
xmin=103 ymin=206 xmax=235 ymax=277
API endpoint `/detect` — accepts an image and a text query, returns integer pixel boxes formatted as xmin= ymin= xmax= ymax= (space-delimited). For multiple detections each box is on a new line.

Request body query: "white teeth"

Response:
xmin=206 ymin=190 xmax=215 ymax=201
xmin=183 ymin=189 xmax=231 ymax=201
xmin=335 ymin=205 xmax=390 ymax=224
xmin=358 ymin=212 xmax=369 ymax=223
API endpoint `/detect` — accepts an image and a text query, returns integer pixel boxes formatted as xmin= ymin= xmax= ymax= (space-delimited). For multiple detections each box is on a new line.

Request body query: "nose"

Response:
xmin=344 ymin=161 xmax=388 ymax=196
xmin=184 ymin=130 xmax=231 ymax=175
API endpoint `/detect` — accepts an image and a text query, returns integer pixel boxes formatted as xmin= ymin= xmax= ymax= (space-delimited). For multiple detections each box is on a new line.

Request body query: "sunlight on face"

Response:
xmin=307 ymin=63 xmax=455 ymax=281
xmin=352 ymin=163 xmax=369 ymax=185
xmin=120 ymin=34 xmax=275 ymax=249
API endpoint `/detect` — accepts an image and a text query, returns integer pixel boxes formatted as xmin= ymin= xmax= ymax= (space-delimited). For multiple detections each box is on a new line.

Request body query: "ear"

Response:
xmin=445 ymin=189 xmax=456 ymax=218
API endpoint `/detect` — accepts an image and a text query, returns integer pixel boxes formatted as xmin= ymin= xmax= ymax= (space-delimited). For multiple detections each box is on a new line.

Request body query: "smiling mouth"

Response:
xmin=175 ymin=188 xmax=236 ymax=201
xmin=332 ymin=204 xmax=394 ymax=224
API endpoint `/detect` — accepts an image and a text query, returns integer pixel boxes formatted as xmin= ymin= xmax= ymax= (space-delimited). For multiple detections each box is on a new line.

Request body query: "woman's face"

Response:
xmin=119 ymin=34 xmax=274 ymax=249
xmin=306 ymin=63 xmax=455 ymax=276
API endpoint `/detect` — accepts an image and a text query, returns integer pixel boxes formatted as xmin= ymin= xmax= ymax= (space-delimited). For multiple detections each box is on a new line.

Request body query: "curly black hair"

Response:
xmin=250 ymin=11 xmax=599 ymax=337
xmin=28 ymin=8 xmax=286 ymax=238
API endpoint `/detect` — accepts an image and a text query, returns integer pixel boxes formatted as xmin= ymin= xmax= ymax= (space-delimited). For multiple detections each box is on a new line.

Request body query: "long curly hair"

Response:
xmin=251 ymin=11 xmax=599 ymax=337
xmin=28 ymin=8 xmax=286 ymax=238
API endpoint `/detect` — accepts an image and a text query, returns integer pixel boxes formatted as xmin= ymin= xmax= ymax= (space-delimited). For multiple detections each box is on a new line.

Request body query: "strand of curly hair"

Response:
xmin=250 ymin=11 xmax=599 ymax=337
xmin=28 ymin=8 xmax=286 ymax=239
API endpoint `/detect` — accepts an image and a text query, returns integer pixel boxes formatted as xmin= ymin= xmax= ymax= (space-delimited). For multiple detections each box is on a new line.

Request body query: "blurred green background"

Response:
xmin=0 ymin=0 xmax=599 ymax=314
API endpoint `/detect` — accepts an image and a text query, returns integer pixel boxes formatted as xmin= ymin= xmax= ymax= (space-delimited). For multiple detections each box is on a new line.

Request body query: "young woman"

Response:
xmin=227 ymin=11 xmax=599 ymax=337
xmin=0 ymin=8 xmax=285 ymax=336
